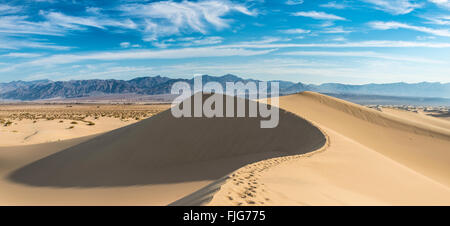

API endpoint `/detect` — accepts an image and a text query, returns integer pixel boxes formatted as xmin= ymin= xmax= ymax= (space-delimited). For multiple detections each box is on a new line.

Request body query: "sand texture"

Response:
xmin=1 ymin=92 xmax=449 ymax=205
xmin=1 ymin=93 xmax=325 ymax=205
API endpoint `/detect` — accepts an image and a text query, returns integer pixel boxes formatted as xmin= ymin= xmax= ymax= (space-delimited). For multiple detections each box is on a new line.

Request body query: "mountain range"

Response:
xmin=0 ymin=74 xmax=449 ymax=101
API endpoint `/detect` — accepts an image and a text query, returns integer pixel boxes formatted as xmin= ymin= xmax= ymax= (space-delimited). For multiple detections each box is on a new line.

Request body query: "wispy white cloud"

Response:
xmin=285 ymin=0 xmax=304 ymax=5
xmin=0 ymin=16 xmax=63 ymax=36
xmin=0 ymin=52 xmax=42 ymax=58
xmin=120 ymin=42 xmax=131 ymax=48
xmin=24 ymin=47 xmax=275 ymax=66
xmin=119 ymin=43 xmax=141 ymax=48
xmin=0 ymin=1 xmax=254 ymax=47
xmin=279 ymin=50 xmax=444 ymax=63
xmin=320 ymin=1 xmax=348 ymax=9
xmin=119 ymin=0 xmax=256 ymax=40
xmin=429 ymin=0 xmax=450 ymax=9
xmin=235 ymin=37 xmax=292 ymax=45
xmin=331 ymin=37 xmax=347 ymax=41
xmin=179 ymin=36 xmax=224 ymax=46
xmin=417 ymin=35 xmax=436 ymax=40
xmin=424 ymin=15 xmax=450 ymax=25
xmin=41 ymin=11 xmax=138 ymax=30
xmin=224 ymin=40 xmax=450 ymax=48
xmin=0 ymin=11 xmax=136 ymax=37
xmin=320 ymin=26 xmax=352 ymax=33
xmin=363 ymin=0 xmax=422 ymax=15
xmin=150 ymin=38 xmax=176 ymax=48
xmin=85 ymin=7 xmax=102 ymax=15
xmin=0 ymin=37 xmax=72 ymax=50
xmin=151 ymin=36 xmax=224 ymax=48
xmin=0 ymin=4 xmax=22 ymax=15
xmin=281 ymin=28 xmax=311 ymax=34
xmin=319 ymin=21 xmax=335 ymax=27
xmin=0 ymin=8 xmax=137 ymax=38
xmin=369 ymin=21 xmax=450 ymax=37
xmin=292 ymin=11 xmax=346 ymax=20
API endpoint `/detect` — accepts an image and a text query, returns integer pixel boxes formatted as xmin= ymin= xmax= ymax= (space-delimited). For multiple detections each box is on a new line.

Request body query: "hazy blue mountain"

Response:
xmin=0 ymin=75 xmax=449 ymax=100
xmin=1 ymin=79 xmax=138 ymax=100
xmin=0 ymin=80 xmax=51 ymax=94
xmin=127 ymin=76 xmax=171 ymax=89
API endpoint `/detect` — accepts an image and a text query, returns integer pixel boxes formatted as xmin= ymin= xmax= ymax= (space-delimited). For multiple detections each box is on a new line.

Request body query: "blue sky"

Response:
xmin=0 ymin=0 xmax=450 ymax=84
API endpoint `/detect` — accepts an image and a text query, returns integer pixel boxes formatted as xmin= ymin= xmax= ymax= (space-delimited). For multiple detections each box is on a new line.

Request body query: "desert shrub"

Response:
xmin=71 ymin=121 xmax=78 ymax=124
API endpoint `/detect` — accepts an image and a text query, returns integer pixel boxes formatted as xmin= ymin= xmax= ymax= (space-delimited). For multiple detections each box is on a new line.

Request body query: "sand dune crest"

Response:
xmin=278 ymin=92 xmax=450 ymax=187
xmin=9 ymin=93 xmax=326 ymax=188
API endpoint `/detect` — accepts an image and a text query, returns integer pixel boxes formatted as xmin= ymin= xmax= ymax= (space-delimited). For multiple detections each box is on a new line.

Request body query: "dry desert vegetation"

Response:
xmin=0 ymin=103 xmax=170 ymax=146
xmin=0 ymin=92 xmax=449 ymax=206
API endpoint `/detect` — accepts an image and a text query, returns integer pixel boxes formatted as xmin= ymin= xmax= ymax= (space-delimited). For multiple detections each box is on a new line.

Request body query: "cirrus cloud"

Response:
xmin=429 ymin=0 xmax=450 ymax=9
xmin=363 ymin=0 xmax=422 ymax=15
xmin=119 ymin=0 xmax=256 ymax=41
xmin=292 ymin=11 xmax=346 ymax=20
xmin=369 ymin=21 xmax=450 ymax=37
xmin=25 ymin=46 xmax=275 ymax=66
xmin=285 ymin=0 xmax=304 ymax=5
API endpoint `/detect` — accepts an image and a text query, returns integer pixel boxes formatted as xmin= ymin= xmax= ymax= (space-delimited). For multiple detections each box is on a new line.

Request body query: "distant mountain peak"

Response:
xmin=220 ymin=74 xmax=240 ymax=79
xmin=1 ymin=75 xmax=449 ymax=100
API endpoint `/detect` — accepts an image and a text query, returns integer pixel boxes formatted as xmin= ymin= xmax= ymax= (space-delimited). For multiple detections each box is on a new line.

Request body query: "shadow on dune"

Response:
xmin=9 ymin=93 xmax=326 ymax=187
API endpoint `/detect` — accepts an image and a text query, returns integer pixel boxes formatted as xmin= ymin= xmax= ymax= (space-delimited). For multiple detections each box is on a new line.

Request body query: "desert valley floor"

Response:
xmin=0 ymin=92 xmax=449 ymax=205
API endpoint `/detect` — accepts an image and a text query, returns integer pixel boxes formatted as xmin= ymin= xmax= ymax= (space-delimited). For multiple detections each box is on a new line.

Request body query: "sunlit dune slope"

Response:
xmin=380 ymin=107 xmax=450 ymax=131
xmin=4 ymin=91 xmax=449 ymax=205
xmin=8 ymin=93 xmax=326 ymax=188
xmin=193 ymin=92 xmax=450 ymax=206
xmin=278 ymin=92 xmax=450 ymax=187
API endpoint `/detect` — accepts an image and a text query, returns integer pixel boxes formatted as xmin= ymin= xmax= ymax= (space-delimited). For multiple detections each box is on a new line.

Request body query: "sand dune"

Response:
xmin=278 ymin=92 xmax=450 ymax=187
xmin=198 ymin=92 xmax=450 ymax=205
xmin=210 ymin=126 xmax=450 ymax=205
xmin=1 ymin=93 xmax=325 ymax=205
xmin=1 ymin=92 xmax=449 ymax=205
xmin=380 ymin=107 xmax=450 ymax=131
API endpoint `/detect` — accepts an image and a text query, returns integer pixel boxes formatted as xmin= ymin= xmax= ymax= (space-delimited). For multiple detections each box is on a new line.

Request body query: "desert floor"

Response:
xmin=0 ymin=104 xmax=170 ymax=146
xmin=1 ymin=93 xmax=449 ymax=205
